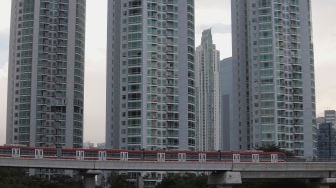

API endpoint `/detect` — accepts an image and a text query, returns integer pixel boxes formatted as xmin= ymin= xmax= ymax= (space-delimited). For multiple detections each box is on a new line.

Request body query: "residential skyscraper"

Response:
xmin=232 ymin=0 xmax=316 ymax=157
xmin=106 ymin=0 xmax=195 ymax=151
xmin=324 ymin=110 xmax=336 ymax=126
xmin=316 ymin=116 xmax=325 ymax=126
xmin=6 ymin=0 xmax=86 ymax=148
xmin=195 ymin=29 xmax=220 ymax=151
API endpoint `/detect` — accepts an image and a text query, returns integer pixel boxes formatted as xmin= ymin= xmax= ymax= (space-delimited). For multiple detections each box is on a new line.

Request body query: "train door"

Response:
xmin=199 ymin=153 xmax=206 ymax=162
xmin=76 ymin=150 xmax=85 ymax=160
xmin=178 ymin=153 xmax=186 ymax=162
xmin=233 ymin=154 xmax=240 ymax=163
xmin=12 ymin=148 xmax=20 ymax=158
xmin=271 ymin=154 xmax=278 ymax=163
xmin=98 ymin=151 xmax=107 ymax=161
xmin=157 ymin=153 xmax=165 ymax=162
xmin=120 ymin=152 xmax=128 ymax=161
xmin=35 ymin=149 xmax=43 ymax=159
xmin=57 ymin=148 xmax=62 ymax=158
xmin=252 ymin=154 xmax=260 ymax=163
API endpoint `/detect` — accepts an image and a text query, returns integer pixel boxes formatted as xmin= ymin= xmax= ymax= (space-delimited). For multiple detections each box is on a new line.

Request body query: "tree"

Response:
xmin=156 ymin=174 xmax=216 ymax=188
xmin=156 ymin=173 xmax=318 ymax=188
xmin=0 ymin=168 xmax=82 ymax=188
xmin=240 ymin=179 xmax=316 ymax=188
xmin=107 ymin=172 xmax=136 ymax=188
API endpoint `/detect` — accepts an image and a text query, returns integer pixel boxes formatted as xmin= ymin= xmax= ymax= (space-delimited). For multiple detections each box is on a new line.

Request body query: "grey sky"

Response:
xmin=0 ymin=0 xmax=335 ymax=145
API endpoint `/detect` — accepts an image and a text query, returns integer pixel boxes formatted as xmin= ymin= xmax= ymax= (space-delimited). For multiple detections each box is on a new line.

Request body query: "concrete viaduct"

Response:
xmin=1 ymin=157 xmax=336 ymax=188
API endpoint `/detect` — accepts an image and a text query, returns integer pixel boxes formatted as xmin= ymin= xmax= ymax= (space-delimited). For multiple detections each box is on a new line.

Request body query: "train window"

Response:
xmin=271 ymin=154 xmax=278 ymax=163
xmin=85 ymin=150 xmax=99 ymax=159
xmin=165 ymin=153 xmax=178 ymax=161
xmin=233 ymin=154 xmax=240 ymax=163
xmin=178 ymin=153 xmax=186 ymax=162
xmin=221 ymin=153 xmax=232 ymax=161
xmin=107 ymin=151 xmax=121 ymax=160
xmin=157 ymin=153 xmax=165 ymax=162
xmin=120 ymin=152 xmax=129 ymax=161
xmin=0 ymin=148 xmax=12 ymax=157
xmin=144 ymin=152 xmax=157 ymax=161
xmin=35 ymin=149 xmax=43 ymax=159
xmin=199 ymin=153 xmax=206 ymax=162
xmin=98 ymin=151 xmax=107 ymax=161
xmin=76 ymin=150 xmax=84 ymax=160
xmin=12 ymin=148 xmax=20 ymax=158
xmin=41 ymin=149 xmax=57 ymax=158
xmin=259 ymin=153 xmax=270 ymax=162
xmin=207 ymin=153 xmax=220 ymax=161
xmin=128 ymin=152 xmax=142 ymax=160
xmin=186 ymin=153 xmax=198 ymax=161
xmin=252 ymin=154 xmax=259 ymax=163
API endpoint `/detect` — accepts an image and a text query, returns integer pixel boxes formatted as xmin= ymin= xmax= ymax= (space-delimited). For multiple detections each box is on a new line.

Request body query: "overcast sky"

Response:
xmin=0 ymin=0 xmax=335 ymax=145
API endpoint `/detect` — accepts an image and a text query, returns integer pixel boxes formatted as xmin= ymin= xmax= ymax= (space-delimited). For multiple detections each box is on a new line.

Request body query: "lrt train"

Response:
xmin=0 ymin=145 xmax=285 ymax=163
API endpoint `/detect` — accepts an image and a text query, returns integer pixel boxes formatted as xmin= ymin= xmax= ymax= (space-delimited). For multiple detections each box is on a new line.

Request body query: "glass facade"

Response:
xmin=318 ymin=123 xmax=336 ymax=160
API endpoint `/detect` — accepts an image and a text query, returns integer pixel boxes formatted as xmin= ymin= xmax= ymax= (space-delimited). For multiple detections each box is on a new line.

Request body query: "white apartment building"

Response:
xmin=232 ymin=0 xmax=316 ymax=157
xmin=6 ymin=0 xmax=86 ymax=148
xmin=106 ymin=0 xmax=196 ymax=151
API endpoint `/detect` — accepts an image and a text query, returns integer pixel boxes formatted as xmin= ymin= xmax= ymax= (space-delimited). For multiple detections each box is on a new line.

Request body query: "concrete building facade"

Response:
xmin=106 ymin=0 xmax=196 ymax=151
xmin=6 ymin=0 xmax=86 ymax=148
xmin=231 ymin=0 xmax=316 ymax=157
xmin=195 ymin=29 xmax=220 ymax=151
xmin=219 ymin=57 xmax=238 ymax=151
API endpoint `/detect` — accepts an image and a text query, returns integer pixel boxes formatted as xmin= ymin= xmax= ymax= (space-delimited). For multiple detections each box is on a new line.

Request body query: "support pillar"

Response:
xmin=316 ymin=178 xmax=336 ymax=188
xmin=317 ymin=185 xmax=330 ymax=188
xmin=137 ymin=175 xmax=144 ymax=188
xmin=83 ymin=170 xmax=102 ymax=188
xmin=216 ymin=185 xmax=232 ymax=188
xmin=208 ymin=171 xmax=242 ymax=188
xmin=83 ymin=174 xmax=96 ymax=188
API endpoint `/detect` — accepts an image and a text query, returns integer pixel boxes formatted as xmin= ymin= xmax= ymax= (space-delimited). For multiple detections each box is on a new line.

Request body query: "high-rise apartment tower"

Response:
xmin=232 ymin=0 xmax=316 ymax=157
xmin=106 ymin=0 xmax=196 ymax=151
xmin=6 ymin=0 xmax=86 ymax=148
xmin=195 ymin=29 xmax=220 ymax=151
xmin=324 ymin=110 xmax=336 ymax=126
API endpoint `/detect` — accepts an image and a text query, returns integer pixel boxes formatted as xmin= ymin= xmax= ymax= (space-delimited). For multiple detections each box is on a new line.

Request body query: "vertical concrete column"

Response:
xmin=83 ymin=170 xmax=102 ymax=188
xmin=208 ymin=171 xmax=242 ymax=187
xmin=217 ymin=185 xmax=232 ymax=188
xmin=137 ymin=175 xmax=144 ymax=188
xmin=83 ymin=174 xmax=96 ymax=188
xmin=317 ymin=185 xmax=330 ymax=188
xmin=318 ymin=178 xmax=336 ymax=188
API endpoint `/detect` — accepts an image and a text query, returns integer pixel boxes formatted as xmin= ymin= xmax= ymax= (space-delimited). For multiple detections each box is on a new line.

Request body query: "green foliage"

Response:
xmin=0 ymin=168 xmax=82 ymax=188
xmin=239 ymin=179 xmax=316 ymax=188
xmin=107 ymin=172 xmax=136 ymax=188
xmin=156 ymin=174 xmax=216 ymax=188
xmin=156 ymin=173 xmax=319 ymax=188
